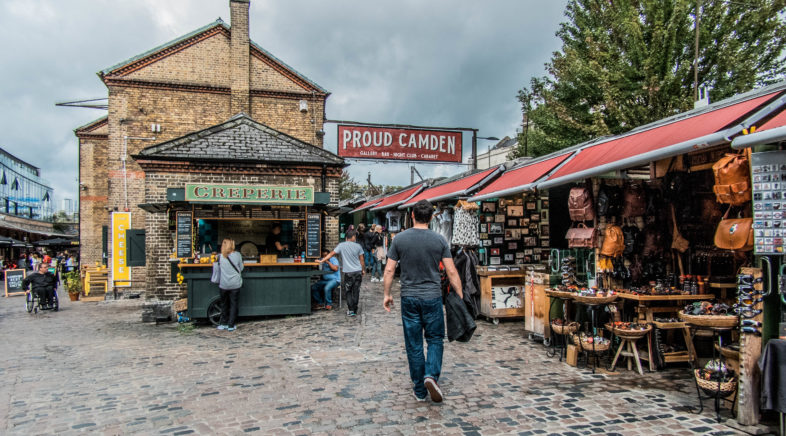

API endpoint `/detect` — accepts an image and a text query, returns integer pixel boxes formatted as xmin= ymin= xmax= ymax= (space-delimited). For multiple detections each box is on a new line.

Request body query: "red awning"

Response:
xmin=538 ymin=91 xmax=779 ymax=189
xmin=759 ymin=108 xmax=786 ymax=131
xmin=350 ymin=198 xmax=382 ymax=214
xmin=468 ymin=153 xmax=573 ymax=201
xmin=369 ymin=184 xmax=424 ymax=211
xmin=399 ymin=167 xmax=501 ymax=208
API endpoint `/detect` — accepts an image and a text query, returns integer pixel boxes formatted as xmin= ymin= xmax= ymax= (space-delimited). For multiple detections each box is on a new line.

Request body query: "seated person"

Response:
xmin=266 ymin=224 xmax=289 ymax=255
xmin=311 ymin=249 xmax=340 ymax=310
xmin=23 ymin=263 xmax=58 ymax=310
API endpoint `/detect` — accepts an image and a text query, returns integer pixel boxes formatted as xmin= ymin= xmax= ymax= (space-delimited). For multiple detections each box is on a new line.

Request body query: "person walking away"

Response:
xmin=320 ymin=230 xmax=364 ymax=317
xmin=24 ymin=263 xmax=58 ymax=310
xmin=383 ymin=199 xmax=463 ymax=403
xmin=370 ymin=225 xmax=385 ymax=282
xmin=356 ymin=224 xmax=371 ymax=273
xmin=216 ymin=239 xmax=243 ymax=331
xmin=311 ymin=249 xmax=340 ymax=310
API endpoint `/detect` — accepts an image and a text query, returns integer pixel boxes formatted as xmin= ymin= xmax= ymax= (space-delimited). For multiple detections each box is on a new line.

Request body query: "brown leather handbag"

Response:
xmin=712 ymin=153 xmax=751 ymax=205
xmin=566 ymin=223 xmax=597 ymax=248
xmin=714 ymin=208 xmax=753 ymax=251
xmin=600 ymin=225 xmax=625 ymax=258
xmin=568 ymin=187 xmax=595 ymax=222
xmin=622 ymin=184 xmax=646 ymax=217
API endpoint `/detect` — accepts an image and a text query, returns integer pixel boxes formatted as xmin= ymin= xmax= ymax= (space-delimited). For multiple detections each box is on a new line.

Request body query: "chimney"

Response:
xmin=230 ymin=0 xmax=251 ymax=115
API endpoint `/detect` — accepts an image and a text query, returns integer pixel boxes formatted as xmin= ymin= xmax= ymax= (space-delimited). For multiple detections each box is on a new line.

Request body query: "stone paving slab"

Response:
xmin=0 ymin=279 xmax=751 ymax=435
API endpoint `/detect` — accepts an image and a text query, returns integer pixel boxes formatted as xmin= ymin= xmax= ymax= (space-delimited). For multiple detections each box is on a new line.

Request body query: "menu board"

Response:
xmin=306 ymin=212 xmax=321 ymax=258
xmin=4 ymin=269 xmax=26 ymax=297
xmin=176 ymin=211 xmax=193 ymax=258
xmin=751 ymin=151 xmax=786 ymax=255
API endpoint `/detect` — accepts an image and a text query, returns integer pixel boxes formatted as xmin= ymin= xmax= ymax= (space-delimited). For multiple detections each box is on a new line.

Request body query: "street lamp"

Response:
xmin=471 ymin=131 xmax=499 ymax=169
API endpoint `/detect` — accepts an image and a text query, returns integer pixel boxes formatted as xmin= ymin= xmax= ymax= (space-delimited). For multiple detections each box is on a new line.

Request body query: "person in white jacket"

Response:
xmin=216 ymin=239 xmax=244 ymax=331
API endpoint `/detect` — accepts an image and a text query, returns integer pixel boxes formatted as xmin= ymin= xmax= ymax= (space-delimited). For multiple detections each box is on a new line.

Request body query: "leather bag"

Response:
xmin=566 ymin=223 xmax=597 ymax=248
xmin=670 ymin=205 xmax=689 ymax=253
xmin=712 ymin=153 xmax=751 ymax=205
xmin=596 ymin=184 xmax=622 ymax=218
xmin=622 ymin=184 xmax=647 ymax=218
xmin=568 ymin=187 xmax=595 ymax=222
xmin=714 ymin=208 xmax=753 ymax=251
xmin=600 ymin=224 xmax=625 ymax=258
xmin=641 ymin=225 xmax=663 ymax=258
xmin=621 ymin=220 xmax=639 ymax=256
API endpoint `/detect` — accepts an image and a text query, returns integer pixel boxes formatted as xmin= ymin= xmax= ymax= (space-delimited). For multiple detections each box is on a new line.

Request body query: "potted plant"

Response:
xmin=63 ymin=270 xmax=82 ymax=301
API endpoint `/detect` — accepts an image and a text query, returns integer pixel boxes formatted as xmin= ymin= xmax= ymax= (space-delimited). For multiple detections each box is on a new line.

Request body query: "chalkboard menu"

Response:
xmin=306 ymin=212 xmax=321 ymax=258
xmin=176 ymin=211 xmax=193 ymax=258
xmin=4 ymin=269 xmax=26 ymax=297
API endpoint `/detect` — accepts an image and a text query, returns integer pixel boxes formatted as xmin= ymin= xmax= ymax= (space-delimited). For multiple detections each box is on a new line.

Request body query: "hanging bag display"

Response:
xmin=568 ymin=186 xmax=595 ymax=222
xmin=621 ymin=219 xmax=640 ymax=257
xmin=600 ymin=224 xmax=625 ymax=258
xmin=622 ymin=183 xmax=647 ymax=217
xmin=565 ymin=223 xmax=597 ymax=248
xmin=714 ymin=207 xmax=753 ymax=251
xmin=596 ymin=183 xmax=622 ymax=218
xmin=712 ymin=152 xmax=751 ymax=205
xmin=670 ymin=204 xmax=689 ymax=253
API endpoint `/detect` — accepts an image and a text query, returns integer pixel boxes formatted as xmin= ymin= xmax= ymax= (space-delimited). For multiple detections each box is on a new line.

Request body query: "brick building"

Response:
xmin=75 ymin=0 xmax=342 ymax=298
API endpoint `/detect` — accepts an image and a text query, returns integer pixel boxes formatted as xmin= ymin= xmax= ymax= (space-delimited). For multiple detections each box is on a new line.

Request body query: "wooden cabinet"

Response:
xmin=477 ymin=269 xmax=526 ymax=324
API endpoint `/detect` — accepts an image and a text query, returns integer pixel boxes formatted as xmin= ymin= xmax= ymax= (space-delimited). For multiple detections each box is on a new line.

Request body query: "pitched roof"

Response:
xmin=98 ymin=19 xmax=327 ymax=94
xmin=133 ymin=113 xmax=344 ymax=166
xmin=74 ymin=116 xmax=109 ymax=137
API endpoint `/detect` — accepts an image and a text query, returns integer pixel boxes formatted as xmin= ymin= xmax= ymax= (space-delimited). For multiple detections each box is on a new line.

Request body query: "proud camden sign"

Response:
xmin=337 ymin=125 xmax=463 ymax=163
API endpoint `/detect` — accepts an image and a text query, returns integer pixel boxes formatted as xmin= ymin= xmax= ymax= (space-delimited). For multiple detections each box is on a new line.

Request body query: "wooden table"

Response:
xmin=616 ymin=293 xmax=713 ymax=368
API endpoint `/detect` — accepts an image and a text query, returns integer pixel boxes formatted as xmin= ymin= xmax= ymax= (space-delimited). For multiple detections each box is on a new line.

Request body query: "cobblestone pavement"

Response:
xmin=0 ymin=279 xmax=750 ymax=435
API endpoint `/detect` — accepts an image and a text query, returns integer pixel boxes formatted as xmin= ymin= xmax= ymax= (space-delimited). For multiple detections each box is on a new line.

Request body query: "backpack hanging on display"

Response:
xmin=712 ymin=152 xmax=751 ymax=205
xmin=640 ymin=225 xmax=664 ymax=258
xmin=596 ymin=183 xmax=622 ymax=218
xmin=622 ymin=183 xmax=647 ymax=218
xmin=714 ymin=207 xmax=753 ymax=251
xmin=600 ymin=224 xmax=625 ymax=258
xmin=621 ymin=219 xmax=640 ymax=257
xmin=568 ymin=186 xmax=595 ymax=222
xmin=565 ymin=223 xmax=597 ymax=248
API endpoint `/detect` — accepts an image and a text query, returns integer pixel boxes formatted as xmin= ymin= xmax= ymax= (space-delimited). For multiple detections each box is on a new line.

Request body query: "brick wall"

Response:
xmin=77 ymin=133 xmax=109 ymax=265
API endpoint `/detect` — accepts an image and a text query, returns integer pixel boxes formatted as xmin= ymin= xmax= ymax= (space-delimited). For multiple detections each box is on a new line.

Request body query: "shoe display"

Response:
xmin=424 ymin=377 xmax=443 ymax=403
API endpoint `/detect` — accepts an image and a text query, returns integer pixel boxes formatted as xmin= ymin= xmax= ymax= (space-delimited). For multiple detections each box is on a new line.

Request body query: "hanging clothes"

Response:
xmin=451 ymin=202 xmax=480 ymax=247
xmin=386 ymin=210 xmax=402 ymax=232
xmin=453 ymin=249 xmax=480 ymax=318
xmin=430 ymin=208 xmax=453 ymax=244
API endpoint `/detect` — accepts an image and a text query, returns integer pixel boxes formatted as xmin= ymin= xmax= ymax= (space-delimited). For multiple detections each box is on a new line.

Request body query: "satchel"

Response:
xmin=622 ymin=183 xmax=647 ymax=217
xmin=568 ymin=186 xmax=595 ymax=222
xmin=712 ymin=153 xmax=751 ymax=205
xmin=714 ymin=208 xmax=753 ymax=251
xmin=670 ymin=204 xmax=689 ymax=253
xmin=211 ymin=258 xmax=221 ymax=285
xmin=566 ymin=223 xmax=597 ymax=248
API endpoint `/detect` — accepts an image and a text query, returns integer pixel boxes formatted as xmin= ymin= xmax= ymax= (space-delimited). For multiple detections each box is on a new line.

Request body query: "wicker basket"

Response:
xmin=573 ymin=294 xmax=618 ymax=305
xmin=694 ymin=369 xmax=737 ymax=398
xmin=678 ymin=311 xmax=739 ymax=328
xmin=545 ymin=289 xmax=575 ymax=299
xmin=605 ymin=323 xmax=651 ymax=339
xmin=551 ymin=321 xmax=579 ymax=335
xmin=573 ymin=334 xmax=611 ymax=353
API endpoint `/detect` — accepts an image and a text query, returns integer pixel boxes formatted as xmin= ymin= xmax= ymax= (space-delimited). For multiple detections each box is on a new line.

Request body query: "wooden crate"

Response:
xmin=524 ymin=272 xmax=550 ymax=338
xmin=478 ymin=270 xmax=526 ymax=322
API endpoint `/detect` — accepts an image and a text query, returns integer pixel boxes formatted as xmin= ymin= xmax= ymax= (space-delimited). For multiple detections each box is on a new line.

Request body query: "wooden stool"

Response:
xmin=609 ymin=330 xmax=652 ymax=375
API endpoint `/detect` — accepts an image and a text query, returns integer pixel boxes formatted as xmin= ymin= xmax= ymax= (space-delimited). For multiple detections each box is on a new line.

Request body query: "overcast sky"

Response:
xmin=0 ymin=0 xmax=567 ymax=207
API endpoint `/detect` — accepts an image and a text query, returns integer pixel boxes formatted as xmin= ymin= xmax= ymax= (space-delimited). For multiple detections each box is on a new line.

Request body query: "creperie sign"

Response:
xmin=337 ymin=125 xmax=463 ymax=163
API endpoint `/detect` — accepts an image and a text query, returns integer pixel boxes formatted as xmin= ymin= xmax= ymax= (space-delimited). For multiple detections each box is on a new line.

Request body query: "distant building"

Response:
xmin=60 ymin=198 xmax=76 ymax=217
xmin=0 ymin=147 xmax=54 ymax=220
xmin=470 ymin=136 xmax=517 ymax=169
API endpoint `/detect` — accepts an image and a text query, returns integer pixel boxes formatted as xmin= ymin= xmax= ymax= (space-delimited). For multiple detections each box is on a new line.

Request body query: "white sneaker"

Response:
xmin=413 ymin=393 xmax=427 ymax=402
xmin=217 ymin=324 xmax=227 ymax=330
xmin=424 ymin=377 xmax=443 ymax=403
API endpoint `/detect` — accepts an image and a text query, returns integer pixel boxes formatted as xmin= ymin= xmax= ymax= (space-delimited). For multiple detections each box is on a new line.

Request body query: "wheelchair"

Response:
xmin=25 ymin=288 xmax=59 ymax=314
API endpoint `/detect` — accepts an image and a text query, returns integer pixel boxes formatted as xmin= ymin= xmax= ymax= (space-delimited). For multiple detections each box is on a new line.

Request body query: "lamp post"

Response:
xmin=471 ymin=130 xmax=499 ymax=169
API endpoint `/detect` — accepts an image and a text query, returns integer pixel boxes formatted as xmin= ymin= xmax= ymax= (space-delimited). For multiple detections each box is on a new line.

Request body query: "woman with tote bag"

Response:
xmin=212 ymin=239 xmax=244 ymax=331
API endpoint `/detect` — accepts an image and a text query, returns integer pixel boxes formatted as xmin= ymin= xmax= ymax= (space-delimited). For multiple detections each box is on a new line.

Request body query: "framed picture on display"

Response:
xmin=490 ymin=248 xmax=500 ymax=256
xmin=505 ymin=229 xmax=521 ymax=240
xmin=530 ymin=213 xmax=540 ymax=222
xmin=515 ymin=252 xmax=525 ymax=259
xmin=541 ymin=200 xmax=549 ymax=209
xmin=533 ymin=254 xmax=541 ymax=262
xmin=489 ymin=257 xmax=501 ymax=265
xmin=479 ymin=215 xmax=487 ymax=223
xmin=507 ymin=205 xmax=524 ymax=217
xmin=523 ymin=237 xmax=537 ymax=246
xmin=526 ymin=201 xmax=537 ymax=210
xmin=541 ymin=239 xmax=550 ymax=247
xmin=541 ymin=225 xmax=550 ymax=237
xmin=495 ymin=215 xmax=505 ymax=223
xmin=508 ymin=242 xmax=518 ymax=250
xmin=489 ymin=223 xmax=503 ymax=234
xmin=479 ymin=223 xmax=488 ymax=233
xmin=521 ymin=228 xmax=529 ymax=235
xmin=482 ymin=239 xmax=492 ymax=247
xmin=481 ymin=202 xmax=497 ymax=213
xmin=519 ymin=218 xmax=530 ymax=227
xmin=541 ymin=210 xmax=549 ymax=221
xmin=493 ymin=237 xmax=504 ymax=245
xmin=478 ymin=233 xmax=488 ymax=239
xmin=504 ymin=253 xmax=515 ymax=262
xmin=524 ymin=249 xmax=533 ymax=255
xmin=507 ymin=219 xmax=519 ymax=227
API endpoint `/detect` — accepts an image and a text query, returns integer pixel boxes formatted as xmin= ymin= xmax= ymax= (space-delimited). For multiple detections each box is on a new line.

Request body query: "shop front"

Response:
xmin=133 ymin=114 xmax=345 ymax=322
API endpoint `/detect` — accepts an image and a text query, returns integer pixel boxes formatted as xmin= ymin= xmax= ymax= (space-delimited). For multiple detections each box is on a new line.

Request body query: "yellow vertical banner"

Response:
xmin=111 ymin=212 xmax=131 ymax=287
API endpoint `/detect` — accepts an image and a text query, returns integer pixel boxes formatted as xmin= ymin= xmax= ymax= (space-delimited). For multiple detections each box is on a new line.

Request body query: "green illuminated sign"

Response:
xmin=184 ymin=183 xmax=314 ymax=204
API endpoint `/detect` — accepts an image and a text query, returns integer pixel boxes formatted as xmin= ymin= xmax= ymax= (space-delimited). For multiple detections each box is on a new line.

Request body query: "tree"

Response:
xmin=338 ymin=170 xmax=363 ymax=201
xmin=513 ymin=0 xmax=786 ymax=158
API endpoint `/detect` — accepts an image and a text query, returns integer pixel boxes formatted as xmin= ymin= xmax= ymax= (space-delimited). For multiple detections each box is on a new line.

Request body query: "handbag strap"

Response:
xmin=223 ymin=255 xmax=241 ymax=274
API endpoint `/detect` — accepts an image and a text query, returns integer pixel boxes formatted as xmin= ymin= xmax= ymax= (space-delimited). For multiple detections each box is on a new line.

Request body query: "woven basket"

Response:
xmin=573 ymin=334 xmax=611 ymax=352
xmin=678 ymin=311 xmax=739 ymax=328
xmin=694 ymin=369 xmax=737 ymax=398
xmin=551 ymin=321 xmax=579 ymax=335
xmin=573 ymin=294 xmax=618 ymax=305
xmin=605 ymin=323 xmax=651 ymax=339
xmin=545 ymin=289 xmax=575 ymax=299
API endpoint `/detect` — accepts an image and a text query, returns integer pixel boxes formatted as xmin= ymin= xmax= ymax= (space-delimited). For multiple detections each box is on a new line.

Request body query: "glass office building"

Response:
xmin=0 ymin=148 xmax=54 ymax=221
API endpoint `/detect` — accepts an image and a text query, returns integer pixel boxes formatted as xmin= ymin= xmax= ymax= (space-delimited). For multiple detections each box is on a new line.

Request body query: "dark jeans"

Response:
xmin=36 ymin=288 xmax=54 ymax=307
xmin=311 ymin=279 xmax=338 ymax=306
xmin=344 ymin=272 xmax=362 ymax=312
xmin=218 ymin=288 xmax=239 ymax=327
xmin=400 ymin=296 xmax=445 ymax=398
xmin=363 ymin=249 xmax=374 ymax=271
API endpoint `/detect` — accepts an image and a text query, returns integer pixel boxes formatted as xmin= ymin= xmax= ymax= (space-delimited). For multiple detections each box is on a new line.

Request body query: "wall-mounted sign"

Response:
xmin=176 ymin=211 xmax=193 ymax=258
xmin=184 ymin=184 xmax=314 ymax=205
xmin=111 ymin=212 xmax=131 ymax=287
xmin=337 ymin=125 xmax=462 ymax=163
xmin=306 ymin=212 xmax=321 ymax=258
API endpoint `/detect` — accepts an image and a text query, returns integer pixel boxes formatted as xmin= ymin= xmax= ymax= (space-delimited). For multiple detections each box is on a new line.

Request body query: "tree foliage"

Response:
xmin=513 ymin=0 xmax=786 ymax=158
xmin=338 ymin=170 xmax=362 ymax=201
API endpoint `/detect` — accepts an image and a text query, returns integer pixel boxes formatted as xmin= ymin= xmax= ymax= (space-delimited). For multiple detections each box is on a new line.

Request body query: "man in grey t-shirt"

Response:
xmin=321 ymin=230 xmax=365 ymax=317
xmin=383 ymin=200 xmax=463 ymax=403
